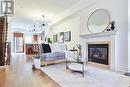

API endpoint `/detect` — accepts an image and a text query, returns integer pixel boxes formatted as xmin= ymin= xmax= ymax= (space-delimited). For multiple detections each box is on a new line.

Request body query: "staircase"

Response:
xmin=0 ymin=16 xmax=11 ymax=66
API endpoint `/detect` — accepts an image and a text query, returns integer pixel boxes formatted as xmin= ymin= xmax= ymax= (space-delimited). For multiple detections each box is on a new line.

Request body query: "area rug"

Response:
xmin=41 ymin=63 xmax=130 ymax=87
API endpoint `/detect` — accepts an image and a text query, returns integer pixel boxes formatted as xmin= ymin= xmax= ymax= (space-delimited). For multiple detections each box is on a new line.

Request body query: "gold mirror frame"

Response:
xmin=87 ymin=9 xmax=111 ymax=33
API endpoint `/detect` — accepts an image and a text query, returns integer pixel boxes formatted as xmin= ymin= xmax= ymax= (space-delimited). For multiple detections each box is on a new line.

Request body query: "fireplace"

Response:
xmin=88 ymin=44 xmax=109 ymax=65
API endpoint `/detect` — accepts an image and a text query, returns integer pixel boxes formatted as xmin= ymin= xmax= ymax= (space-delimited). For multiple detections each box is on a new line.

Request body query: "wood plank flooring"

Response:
xmin=0 ymin=53 xmax=60 ymax=87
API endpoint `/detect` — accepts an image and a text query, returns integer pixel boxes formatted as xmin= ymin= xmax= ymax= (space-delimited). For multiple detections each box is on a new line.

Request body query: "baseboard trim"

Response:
xmin=116 ymin=66 xmax=129 ymax=73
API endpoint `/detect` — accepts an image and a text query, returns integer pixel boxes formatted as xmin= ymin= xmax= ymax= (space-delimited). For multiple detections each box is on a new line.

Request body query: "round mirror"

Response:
xmin=87 ymin=9 xmax=110 ymax=33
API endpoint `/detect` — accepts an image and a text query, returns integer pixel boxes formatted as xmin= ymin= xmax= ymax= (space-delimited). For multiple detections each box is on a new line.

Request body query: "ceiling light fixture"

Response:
xmin=29 ymin=15 xmax=50 ymax=33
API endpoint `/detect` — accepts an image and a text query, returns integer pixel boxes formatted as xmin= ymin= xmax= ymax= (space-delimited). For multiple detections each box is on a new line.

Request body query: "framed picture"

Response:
xmin=58 ymin=32 xmax=64 ymax=43
xmin=64 ymin=31 xmax=71 ymax=42
xmin=53 ymin=34 xmax=57 ymax=42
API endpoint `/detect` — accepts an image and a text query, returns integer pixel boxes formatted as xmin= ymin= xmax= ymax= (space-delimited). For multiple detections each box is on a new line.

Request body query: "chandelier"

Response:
xmin=29 ymin=15 xmax=50 ymax=33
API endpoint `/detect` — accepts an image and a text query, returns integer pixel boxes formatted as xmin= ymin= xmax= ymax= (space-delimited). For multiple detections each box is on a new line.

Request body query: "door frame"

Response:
xmin=13 ymin=32 xmax=24 ymax=53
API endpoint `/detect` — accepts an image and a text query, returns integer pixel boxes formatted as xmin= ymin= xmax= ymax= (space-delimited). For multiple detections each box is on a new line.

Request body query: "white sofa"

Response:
xmin=40 ymin=43 xmax=67 ymax=66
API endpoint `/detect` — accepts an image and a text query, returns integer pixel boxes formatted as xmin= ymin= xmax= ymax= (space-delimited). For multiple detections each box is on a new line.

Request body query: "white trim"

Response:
xmin=80 ymin=30 xmax=117 ymax=38
xmin=81 ymin=32 xmax=119 ymax=71
xmin=116 ymin=66 xmax=129 ymax=73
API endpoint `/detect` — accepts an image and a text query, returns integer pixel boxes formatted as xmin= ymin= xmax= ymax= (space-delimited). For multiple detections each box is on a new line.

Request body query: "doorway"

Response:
xmin=14 ymin=33 xmax=24 ymax=53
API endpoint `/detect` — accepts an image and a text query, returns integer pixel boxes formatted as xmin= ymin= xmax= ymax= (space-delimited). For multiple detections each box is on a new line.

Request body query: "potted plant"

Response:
xmin=46 ymin=37 xmax=52 ymax=44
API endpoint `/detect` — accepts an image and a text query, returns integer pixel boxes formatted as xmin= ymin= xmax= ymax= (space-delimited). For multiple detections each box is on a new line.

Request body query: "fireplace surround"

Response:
xmin=88 ymin=44 xmax=109 ymax=65
xmin=80 ymin=30 xmax=122 ymax=71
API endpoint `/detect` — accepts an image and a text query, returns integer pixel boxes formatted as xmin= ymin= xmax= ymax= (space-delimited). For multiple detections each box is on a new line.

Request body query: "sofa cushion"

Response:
xmin=41 ymin=44 xmax=51 ymax=53
xmin=50 ymin=43 xmax=67 ymax=52
xmin=41 ymin=52 xmax=65 ymax=60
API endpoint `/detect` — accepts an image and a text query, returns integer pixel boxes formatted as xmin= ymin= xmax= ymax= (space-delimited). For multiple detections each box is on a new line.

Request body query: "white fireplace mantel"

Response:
xmin=80 ymin=30 xmax=118 ymax=71
xmin=80 ymin=30 xmax=117 ymax=38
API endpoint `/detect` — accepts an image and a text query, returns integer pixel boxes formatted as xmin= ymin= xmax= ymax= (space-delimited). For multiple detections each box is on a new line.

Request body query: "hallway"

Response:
xmin=0 ymin=53 xmax=60 ymax=87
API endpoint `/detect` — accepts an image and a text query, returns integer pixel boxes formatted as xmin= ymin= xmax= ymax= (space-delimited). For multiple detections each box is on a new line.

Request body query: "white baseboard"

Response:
xmin=110 ymin=65 xmax=129 ymax=73
xmin=116 ymin=66 xmax=129 ymax=73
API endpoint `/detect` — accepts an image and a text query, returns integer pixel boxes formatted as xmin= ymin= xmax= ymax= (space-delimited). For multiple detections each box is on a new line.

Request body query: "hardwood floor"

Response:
xmin=0 ymin=53 xmax=60 ymax=87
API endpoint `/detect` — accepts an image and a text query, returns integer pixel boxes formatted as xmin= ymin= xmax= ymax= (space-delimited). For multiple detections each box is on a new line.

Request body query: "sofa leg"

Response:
xmin=41 ymin=65 xmax=44 ymax=67
xmin=45 ymin=62 xmax=48 ymax=67
xmin=40 ymin=60 xmax=46 ymax=67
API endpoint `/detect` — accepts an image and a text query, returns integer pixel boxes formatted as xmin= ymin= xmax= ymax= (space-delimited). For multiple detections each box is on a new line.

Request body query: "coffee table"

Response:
xmin=65 ymin=49 xmax=87 ymax=77
xmin=66 ymin=58 xmax=87 ymax=77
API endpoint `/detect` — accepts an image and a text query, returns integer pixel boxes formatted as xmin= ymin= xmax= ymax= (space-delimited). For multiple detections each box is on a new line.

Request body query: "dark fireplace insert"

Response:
xmin=88 ymin=44 xmax=109 ymax=65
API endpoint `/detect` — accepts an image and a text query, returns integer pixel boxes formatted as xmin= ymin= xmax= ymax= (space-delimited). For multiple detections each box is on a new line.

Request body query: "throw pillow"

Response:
xmin=41 ymin=44 xmax=51 ymax=53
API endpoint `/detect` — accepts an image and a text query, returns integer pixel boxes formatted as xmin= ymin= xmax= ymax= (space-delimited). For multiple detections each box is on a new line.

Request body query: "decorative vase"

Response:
xmin=110 ymin=21 xmax=115 ymax=30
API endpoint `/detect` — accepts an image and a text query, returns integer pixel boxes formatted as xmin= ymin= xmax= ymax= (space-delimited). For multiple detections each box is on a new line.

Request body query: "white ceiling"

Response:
xmin=13 ymin=0 xmax=80 ymax=24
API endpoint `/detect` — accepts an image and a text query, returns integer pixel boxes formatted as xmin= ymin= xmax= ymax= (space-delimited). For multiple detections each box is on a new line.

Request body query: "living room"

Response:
xmin=43 ymin=0 xmax=129 ymax=72
xmin=0 ymin=0 xmax=130 ymax=87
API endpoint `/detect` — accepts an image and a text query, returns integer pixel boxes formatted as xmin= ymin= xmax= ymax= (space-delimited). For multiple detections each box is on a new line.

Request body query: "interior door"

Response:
xmin=14 ymin=33 xmax=24 ymax=53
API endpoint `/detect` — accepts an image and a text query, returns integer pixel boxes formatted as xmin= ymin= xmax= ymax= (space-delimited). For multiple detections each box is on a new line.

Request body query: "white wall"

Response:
xmin=128 ymin=0 xmax=130 ymax=72
xmin=7 ymin=17 xmax=13 ymax=42
xmin=51 ymin=16 xmax=80 ymax=49
xmin=128 ymin=31 xmax=130 ymax=72
xmin=48 ymin=0 xmax=128 ymax=72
